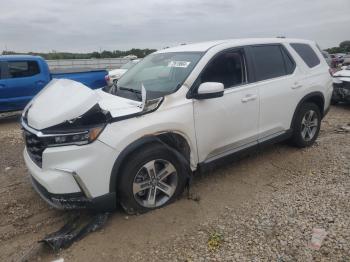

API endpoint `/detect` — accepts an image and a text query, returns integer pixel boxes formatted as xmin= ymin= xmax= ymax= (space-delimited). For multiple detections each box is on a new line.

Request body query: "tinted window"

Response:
xmin=7 ymin=61 xmax=40 ymax=78
xmin=281 ymin=47 xmax=296 ymax=74
xmin=290 ymin=43 xmax=320 ymax=68
xmin=200 ymin=50 xmax=247 ymax=88
xmin=251 ymin=45 xmax=289 ymax=81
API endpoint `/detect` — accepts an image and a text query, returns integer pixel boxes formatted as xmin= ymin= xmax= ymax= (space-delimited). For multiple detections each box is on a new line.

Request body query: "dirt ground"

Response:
xmin=0 ymin=105 xmax=349 ymax=261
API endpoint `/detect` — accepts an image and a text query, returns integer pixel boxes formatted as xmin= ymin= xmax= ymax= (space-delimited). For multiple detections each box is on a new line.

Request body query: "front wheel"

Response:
xmin=291 ymin=103 xmax=321 ymax=148
xmin=118 ymin=144 xmax=188 ymax=214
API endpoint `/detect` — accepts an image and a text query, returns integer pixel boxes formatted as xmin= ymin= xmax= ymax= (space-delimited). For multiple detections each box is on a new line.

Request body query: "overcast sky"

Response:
xmin=1 ymin=0 xmax=349 ymax=53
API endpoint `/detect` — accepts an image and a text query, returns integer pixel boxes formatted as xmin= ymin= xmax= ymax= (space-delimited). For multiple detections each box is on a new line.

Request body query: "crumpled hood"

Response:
xmin=334 ymin=70 xmax=350 ymax=81
xmin=26 ymin=79 xmax=142 ymax=130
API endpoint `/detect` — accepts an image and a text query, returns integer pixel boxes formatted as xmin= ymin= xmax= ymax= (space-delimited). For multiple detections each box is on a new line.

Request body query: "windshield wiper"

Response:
xmin=118 ymin=87 xmax=142 ymax=100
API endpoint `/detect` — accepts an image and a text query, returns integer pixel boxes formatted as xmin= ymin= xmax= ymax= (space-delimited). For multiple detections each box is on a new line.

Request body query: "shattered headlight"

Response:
xmin=47 ymin=126 xmax=104 ymax=146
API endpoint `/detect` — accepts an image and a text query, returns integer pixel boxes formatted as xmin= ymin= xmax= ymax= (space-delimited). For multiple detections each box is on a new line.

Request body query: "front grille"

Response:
xmin=24 ymin=130 xmax=47 ymax=167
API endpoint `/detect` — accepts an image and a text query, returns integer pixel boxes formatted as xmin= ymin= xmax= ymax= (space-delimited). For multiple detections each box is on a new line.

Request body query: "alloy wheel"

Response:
xmin=132 ymin=159 xmax=178 ymax=208
xmin=301 ymin=110 xmax=318 ymax=141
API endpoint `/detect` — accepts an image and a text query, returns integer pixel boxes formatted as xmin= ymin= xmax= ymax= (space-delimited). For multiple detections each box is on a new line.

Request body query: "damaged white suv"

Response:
xmin=22 ymin=38 xmax=332 ymax=213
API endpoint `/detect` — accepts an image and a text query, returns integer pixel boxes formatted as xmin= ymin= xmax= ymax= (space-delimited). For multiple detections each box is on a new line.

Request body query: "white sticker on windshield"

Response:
xmin=168 ymin=61 xmax=191 ymax=68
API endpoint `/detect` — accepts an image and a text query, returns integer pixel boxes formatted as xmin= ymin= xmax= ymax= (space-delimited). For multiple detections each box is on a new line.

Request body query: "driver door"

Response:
xmin=192 ymin=48 xmax=259 ymax=163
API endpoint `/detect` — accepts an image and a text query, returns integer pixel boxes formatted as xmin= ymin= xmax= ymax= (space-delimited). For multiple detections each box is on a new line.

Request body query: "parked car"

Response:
xmin=342 ymin=54 xmax=350 ymax=66
xmin=21 ymin=38 xmax=332 ymax=213
xmin=123 ymin=55 xmax=138 ymax=59
xmin=335 ymin=53 xmax=346 ymax=64
xmin=0 ymin=55 xmax=108 ymax=112
xmin=105 ymin=59 xmax=141 ymax=86
xmin=332 ymin=65 xmax=350 ymax=103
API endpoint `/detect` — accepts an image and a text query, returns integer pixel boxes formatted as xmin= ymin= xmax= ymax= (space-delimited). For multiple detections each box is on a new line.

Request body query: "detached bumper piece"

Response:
xmin=40 ymin=212 xmax=109 ymax=251
xmin=332 ymin=82 xmax=350 ymax=103
xmin=31 ymin=177 xmax=116 ymax=211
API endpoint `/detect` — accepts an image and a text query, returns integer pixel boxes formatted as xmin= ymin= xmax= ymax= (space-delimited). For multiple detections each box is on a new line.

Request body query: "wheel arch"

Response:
xmin=109 ymin=132 xmax=193 ymax=193
xmin=291 ymin=92 xmax=325 ymax=129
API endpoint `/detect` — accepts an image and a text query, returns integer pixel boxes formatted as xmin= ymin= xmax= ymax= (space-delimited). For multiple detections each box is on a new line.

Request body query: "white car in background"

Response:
xmin=332 ymin=65 xmax=350 ymax=103
xmin=106 ymin=59 xmax=141 ymax=85
xmin=342 ymin=54 xmax=350 ymax=66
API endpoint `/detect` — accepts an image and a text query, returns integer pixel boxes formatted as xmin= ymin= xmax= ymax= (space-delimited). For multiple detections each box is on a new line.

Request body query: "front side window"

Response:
xmin=251 ymin=45 xmax=294 ymax=81
xmin=290 ymin=43 xmax=320 ymax=68
xmin=6 ymin=61 xmax=40 ymax=79
xmin=114 ymin=52 xmax=203 ymax=100
xmin=199 ymin=50 xmax=247 ymax=89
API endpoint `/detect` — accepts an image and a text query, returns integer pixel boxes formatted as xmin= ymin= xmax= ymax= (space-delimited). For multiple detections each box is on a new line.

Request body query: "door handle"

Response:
xmin=241 ymin=94 xmax=257 ymax=103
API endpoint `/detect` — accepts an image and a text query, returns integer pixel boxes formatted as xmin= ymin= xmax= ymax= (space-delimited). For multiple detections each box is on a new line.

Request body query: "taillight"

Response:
xmin=105 ymin=75 xmax=110 ymax=82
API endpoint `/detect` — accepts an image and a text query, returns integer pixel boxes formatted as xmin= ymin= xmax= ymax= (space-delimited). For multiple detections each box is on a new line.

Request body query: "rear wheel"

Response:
xmin=291 ymin=103 xmax=321 ymax=148
xmin=118 ymin=144 xmax=187 ymax=214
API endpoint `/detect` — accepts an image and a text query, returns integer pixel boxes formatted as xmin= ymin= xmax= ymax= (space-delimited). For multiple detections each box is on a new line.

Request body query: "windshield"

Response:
xmin=121 ymin=60 xmax=138 ymax=70
xmin=113 ymin=52 xmax=203 ymax=100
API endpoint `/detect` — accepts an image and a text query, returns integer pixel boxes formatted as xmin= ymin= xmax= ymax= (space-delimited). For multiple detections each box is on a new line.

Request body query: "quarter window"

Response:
xmin=251 ymin=45 xmax=294 ymax=81
xmin=200 ymin=50 xmax=247 ymax=89
xmin=290 ymin=43 xmax=320 ymax=68
xmin=6 ymin=61 xmax=40 ymax=78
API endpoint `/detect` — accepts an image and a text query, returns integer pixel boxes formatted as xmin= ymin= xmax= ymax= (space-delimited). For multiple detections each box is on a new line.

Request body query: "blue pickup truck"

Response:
xmin=0 ymin=55 xmax=108 ymax=112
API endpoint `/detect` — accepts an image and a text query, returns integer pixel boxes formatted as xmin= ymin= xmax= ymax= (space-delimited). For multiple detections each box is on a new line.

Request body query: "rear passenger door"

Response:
xmin=249 ymin=44 xmax=301 ymax=142
xmin=1 ymin=60 xmax=46 ymax=110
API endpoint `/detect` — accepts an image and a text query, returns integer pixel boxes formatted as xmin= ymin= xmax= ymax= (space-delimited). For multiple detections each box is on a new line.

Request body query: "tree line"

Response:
xmin=325 ymin=41 xmax=350 ymax=54
xmin=1 ymin=48 xmax=157 ymax=60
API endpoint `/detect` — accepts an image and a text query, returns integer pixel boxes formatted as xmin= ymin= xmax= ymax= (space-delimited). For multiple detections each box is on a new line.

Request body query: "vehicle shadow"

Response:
xmin=0 ymin=111 xmax=22 ymax=124
xmin=333 ymin=102 xmax=350 ymax=110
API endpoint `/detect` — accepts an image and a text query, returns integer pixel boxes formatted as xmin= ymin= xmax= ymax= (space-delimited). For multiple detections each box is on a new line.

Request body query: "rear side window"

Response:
xmin=7 ymin=61 xmax=40 ymax=78
xmin=251 ymin=45 xmax=295 ymax=81
xmin=290 ymin=43 xmax=320 ymax=68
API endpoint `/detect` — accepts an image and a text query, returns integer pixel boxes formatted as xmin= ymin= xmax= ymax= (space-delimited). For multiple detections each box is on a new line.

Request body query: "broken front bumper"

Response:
xmin=332 ymin=82 xmax=350 ymax=103
xmin=24 ymin=147 xmax=116 ymax=211
xmin=30 ymin=176 xmax=116 ymax=211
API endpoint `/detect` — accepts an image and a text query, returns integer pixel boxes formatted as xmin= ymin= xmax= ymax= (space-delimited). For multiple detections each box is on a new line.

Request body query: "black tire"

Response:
xmin=291 ymin=102 xmax=321 ymax=148
xmin=117 ymin=143 xmax=188 ymax=214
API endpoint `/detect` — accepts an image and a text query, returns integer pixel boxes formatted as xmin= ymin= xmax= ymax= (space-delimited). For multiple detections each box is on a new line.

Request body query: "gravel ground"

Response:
xmin=133 ymin=146 xmax=350 ymax=261
xmin=0 ymin=105 xmax=349 ymax=261
xmin=130 ymin=105 xmax=350 ymax=262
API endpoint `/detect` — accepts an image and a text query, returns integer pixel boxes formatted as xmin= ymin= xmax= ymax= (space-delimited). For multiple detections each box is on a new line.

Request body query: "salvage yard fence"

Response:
xmin=47 ymin=58 xmax=131 ymax=72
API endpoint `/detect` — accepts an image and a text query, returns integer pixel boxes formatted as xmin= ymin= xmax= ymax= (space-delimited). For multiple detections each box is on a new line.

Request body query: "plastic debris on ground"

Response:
xmin=40 ymin=212 xmax=109 ymax=251
xmin=310 ymin=228 xmax=328 ymax=250
xmin=52 ymin=258 xmax=64 ymax=262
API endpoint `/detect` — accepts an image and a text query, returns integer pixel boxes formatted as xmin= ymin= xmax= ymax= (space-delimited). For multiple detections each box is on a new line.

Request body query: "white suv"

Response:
xmin=22 ymin=38 xmax=332 ymax=213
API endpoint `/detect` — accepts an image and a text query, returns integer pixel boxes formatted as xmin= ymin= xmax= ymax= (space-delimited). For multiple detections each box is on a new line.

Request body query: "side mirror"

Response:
xmin=194 ymin=82 xmax=224 ymax=99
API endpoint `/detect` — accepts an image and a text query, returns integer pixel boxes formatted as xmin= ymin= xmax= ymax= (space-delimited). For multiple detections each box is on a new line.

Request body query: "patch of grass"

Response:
xmin=207 ymin=232 xmax=223 ymax=251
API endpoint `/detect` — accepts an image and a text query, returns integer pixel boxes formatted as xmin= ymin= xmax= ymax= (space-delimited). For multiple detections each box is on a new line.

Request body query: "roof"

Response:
xmin=0 ymin=55 xmax=43 ymax=61
xmin=156 ymin=38 xmax=316 ymax=53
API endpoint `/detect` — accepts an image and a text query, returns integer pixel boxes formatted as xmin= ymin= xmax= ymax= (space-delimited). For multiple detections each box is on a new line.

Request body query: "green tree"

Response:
xmin=339 ymin=41 xmax=350 ymax=52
